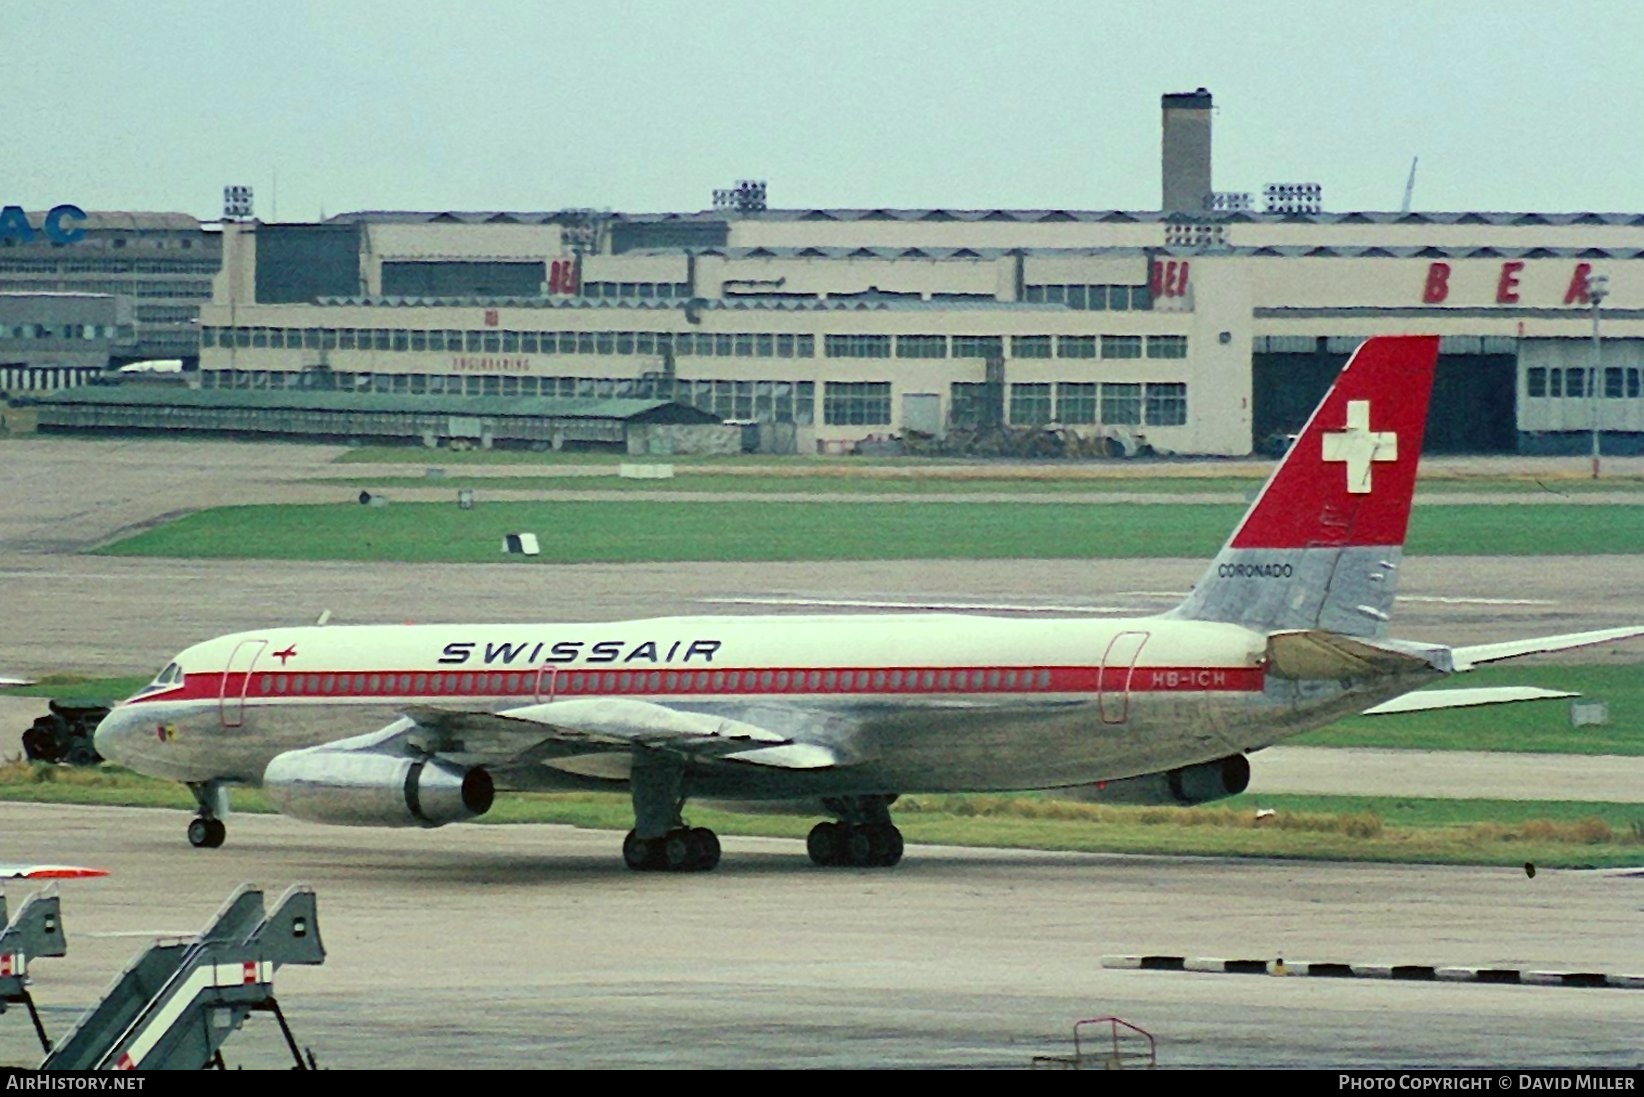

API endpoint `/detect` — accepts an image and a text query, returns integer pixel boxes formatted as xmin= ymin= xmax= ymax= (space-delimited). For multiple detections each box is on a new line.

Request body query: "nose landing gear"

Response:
xmin=186 ymin=816 xmax=227 ymax=849
xmin=185 ymin=780 xmax=229 ymax=849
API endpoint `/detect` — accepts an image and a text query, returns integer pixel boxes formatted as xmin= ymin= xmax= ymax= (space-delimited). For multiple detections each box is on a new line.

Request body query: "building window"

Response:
xmin=825 ymin=334 xmax=891 ymax=358
xmin=1102 ymin=335 xmax=1142 ymax=359
xmin=1145 ymin=382 xmax=1187 ymax=426
xmin=1011 ymin=335 xmax=1052 ymax=359
xmin=949 ymin=382 xmax=996 ymax=428
xmin=823 ymin=381 xmax=892 ymax=425
xmin=1527 ymin=367 xmax=1547 ymax=397
xmin=896 ymin=335 xmax=948 ymax=359
xmin=1056 ymin=382 xmax=1098 ymax=424
xmin=951 ymin=335 xmax=1003 ymax=359
xmin=1057 ymin=335 xmax=1097 ymax=359
xmin=1009 ymin=382 xmax=1052 ymax=424
xmin=1146 ymin=335 xmax=1187 ymax=359
xmin=1101 ymin=382 xmax=1142 ymax=424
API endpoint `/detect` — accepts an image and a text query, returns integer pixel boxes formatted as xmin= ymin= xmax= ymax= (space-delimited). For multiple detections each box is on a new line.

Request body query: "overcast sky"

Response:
xmin=5 ymin=1 xmax=1640 ymax=221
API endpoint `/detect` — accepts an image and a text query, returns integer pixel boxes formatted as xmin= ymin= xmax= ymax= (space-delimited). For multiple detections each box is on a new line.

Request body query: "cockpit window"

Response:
xmin=134 ymin=662 xmax=183 ymax=697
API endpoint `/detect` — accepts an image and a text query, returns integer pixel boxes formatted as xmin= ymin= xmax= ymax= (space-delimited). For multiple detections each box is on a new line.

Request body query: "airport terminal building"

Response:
xmin=192 ymin=92 xmax=1644 ymax=456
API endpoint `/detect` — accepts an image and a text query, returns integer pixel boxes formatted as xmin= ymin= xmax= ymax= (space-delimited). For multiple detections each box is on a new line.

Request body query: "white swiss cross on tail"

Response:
xmin=1321 ymin=399 xmax=1398 ymax=494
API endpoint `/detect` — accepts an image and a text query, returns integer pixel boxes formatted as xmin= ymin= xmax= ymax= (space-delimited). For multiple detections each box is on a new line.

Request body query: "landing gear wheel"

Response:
xmin=807 ymin=821 xmax=840 ymax=866
xmin=878 ymin=825 xmax=904 ymax=867
xmin=622 ymin=830 xmax=655 ymax=871
xmin=663 ymin=830 xmax=696 ymax=872
xmin=689 ymin=827 xmax=721 ymax=871
xmin=187 ymin=817 xmax=225 ymax=849
xmin=808 ymin=820 xmax=903 ymax=867
xmin=844 ymin=825 xmax=875 ymax=868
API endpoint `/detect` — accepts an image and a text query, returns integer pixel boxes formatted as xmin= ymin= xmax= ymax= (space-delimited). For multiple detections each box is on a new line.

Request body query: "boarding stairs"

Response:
xmin=40 ymin=883 xmax=324 ymax=1071
xmin=0 ymin=890 xmax=69 ymax=1053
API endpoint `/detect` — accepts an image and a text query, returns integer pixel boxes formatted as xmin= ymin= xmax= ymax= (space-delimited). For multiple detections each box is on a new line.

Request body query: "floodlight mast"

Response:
xmin=1588 ymin=272 xmax=1609 ymax=480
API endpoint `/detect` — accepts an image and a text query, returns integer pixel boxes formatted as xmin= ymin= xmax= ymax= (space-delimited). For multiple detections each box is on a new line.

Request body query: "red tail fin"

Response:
xmin=1232 ymin=335 xmax=1439 ymax=549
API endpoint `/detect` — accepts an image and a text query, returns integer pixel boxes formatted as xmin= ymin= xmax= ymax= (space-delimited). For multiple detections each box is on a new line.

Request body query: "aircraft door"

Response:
xmin=533 ymin=665 xmax=558 ymax=704
xmin=1098 ymin=631 xmax=1149 ymax=725
xmin=220 ymin=639 xmax=267 ymax=729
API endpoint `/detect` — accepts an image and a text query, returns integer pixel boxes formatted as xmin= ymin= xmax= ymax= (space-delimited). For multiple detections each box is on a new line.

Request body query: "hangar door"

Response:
xmin=1252 ymin=351 xmax=1516 ymax=455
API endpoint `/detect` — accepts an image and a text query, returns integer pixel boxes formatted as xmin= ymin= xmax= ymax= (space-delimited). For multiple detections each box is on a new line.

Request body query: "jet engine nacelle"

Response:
xmin=262 ymin=749 xmax=494 ymax=828
xmin=1060 ymin=754 xmax=1251 ymax=807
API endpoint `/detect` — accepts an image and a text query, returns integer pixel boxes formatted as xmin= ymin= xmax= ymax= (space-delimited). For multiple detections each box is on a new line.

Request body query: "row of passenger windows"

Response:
xmin=200 ymin=326 xmax=1188 ymax=362
xmin=1526 ymin=366 xmax=1643 ymax=398
xmin=254 ymin=666 xmax=1058 ymax=696
xmin=1023 ymin=283 xmax=1154 ymax=310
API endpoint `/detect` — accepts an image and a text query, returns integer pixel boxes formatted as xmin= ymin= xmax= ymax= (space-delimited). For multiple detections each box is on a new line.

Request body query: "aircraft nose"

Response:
xmin=93 ymin=705 xmax=136 ymax=765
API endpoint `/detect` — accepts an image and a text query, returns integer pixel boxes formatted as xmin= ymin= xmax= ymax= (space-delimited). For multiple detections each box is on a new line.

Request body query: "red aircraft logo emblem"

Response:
xmin=272 ymin=645 xmax=299 ymax=665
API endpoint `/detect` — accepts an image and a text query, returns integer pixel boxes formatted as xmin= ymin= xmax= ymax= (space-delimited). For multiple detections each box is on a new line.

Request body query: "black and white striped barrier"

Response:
xmin=1102 ymin=955 xmax=1644 ymax=989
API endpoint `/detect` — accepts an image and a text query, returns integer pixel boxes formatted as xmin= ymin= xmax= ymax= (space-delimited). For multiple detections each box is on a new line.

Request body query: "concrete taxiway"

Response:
xmin=1 ymin=803 xmax=1639 ymax=1070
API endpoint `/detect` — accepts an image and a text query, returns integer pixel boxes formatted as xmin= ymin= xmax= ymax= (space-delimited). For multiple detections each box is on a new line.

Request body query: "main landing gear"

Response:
xmin=623 ymin=753 xmax=720 ymax=873
xmin=623 ymin=827 xmax=721 ymax=872
xmin=186 ymin=780 xmax=229 ymax=849
xmin=807 ymin=795 xmax=903 ymax=868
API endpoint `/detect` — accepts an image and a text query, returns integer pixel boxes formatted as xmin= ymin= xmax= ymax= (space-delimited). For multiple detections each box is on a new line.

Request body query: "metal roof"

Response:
xmin=20 ymin=212 xmax=206 ymax=232
xmin=30 ymin=386 xmax=719 ymax=423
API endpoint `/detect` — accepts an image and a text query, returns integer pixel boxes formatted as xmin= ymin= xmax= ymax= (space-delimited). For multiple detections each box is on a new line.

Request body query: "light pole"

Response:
xmin=1587 ymin=272 xmax=1609 ymax=480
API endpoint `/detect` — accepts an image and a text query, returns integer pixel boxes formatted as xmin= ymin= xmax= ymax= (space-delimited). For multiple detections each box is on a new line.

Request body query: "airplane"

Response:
xmin=92 ymin=335 xmax=1644 ymax=871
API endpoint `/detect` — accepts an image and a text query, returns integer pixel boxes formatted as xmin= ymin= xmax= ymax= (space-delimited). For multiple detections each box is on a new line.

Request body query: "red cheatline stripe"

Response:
xmin=126 ymin=664 xmax=1264 ymax=705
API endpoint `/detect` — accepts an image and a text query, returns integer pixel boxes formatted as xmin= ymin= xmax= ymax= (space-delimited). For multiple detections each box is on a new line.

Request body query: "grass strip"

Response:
xmin=95 ymin=500 xmax=1644 ymax=563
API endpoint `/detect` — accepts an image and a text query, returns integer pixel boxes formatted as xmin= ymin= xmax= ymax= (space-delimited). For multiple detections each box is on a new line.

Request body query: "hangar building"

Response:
xmin=193 ymin=90 xmax=1644 ymax=456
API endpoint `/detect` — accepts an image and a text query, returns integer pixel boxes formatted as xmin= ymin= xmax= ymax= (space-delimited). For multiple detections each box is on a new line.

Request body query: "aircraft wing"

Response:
xmin=1361 ymin=685 xmax=1577 ymax=716
xmin=399 ymin=699 xmax=841 ymax=773
xmin=1451 ymin=626 xmax=1644 ymax=671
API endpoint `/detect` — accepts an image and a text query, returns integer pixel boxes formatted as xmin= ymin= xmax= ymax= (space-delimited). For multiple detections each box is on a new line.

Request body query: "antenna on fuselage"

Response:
xmin=315 ymin=610 xmax=332 ymax=627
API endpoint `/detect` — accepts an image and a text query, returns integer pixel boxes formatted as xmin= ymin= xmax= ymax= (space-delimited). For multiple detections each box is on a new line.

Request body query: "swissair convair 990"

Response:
xmin=94 ymin=336 xmax=1644 ymax=872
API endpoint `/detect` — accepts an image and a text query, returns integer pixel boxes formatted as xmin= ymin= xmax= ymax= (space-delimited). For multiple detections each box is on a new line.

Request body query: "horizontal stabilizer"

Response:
xmin=1452 ymin=626 xmax=1644 ymax=671
xmin=1362 ymin=685 xmax=1577 ymax=716
xmin=1266 ymin=630 xmax=1446 ymax=681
